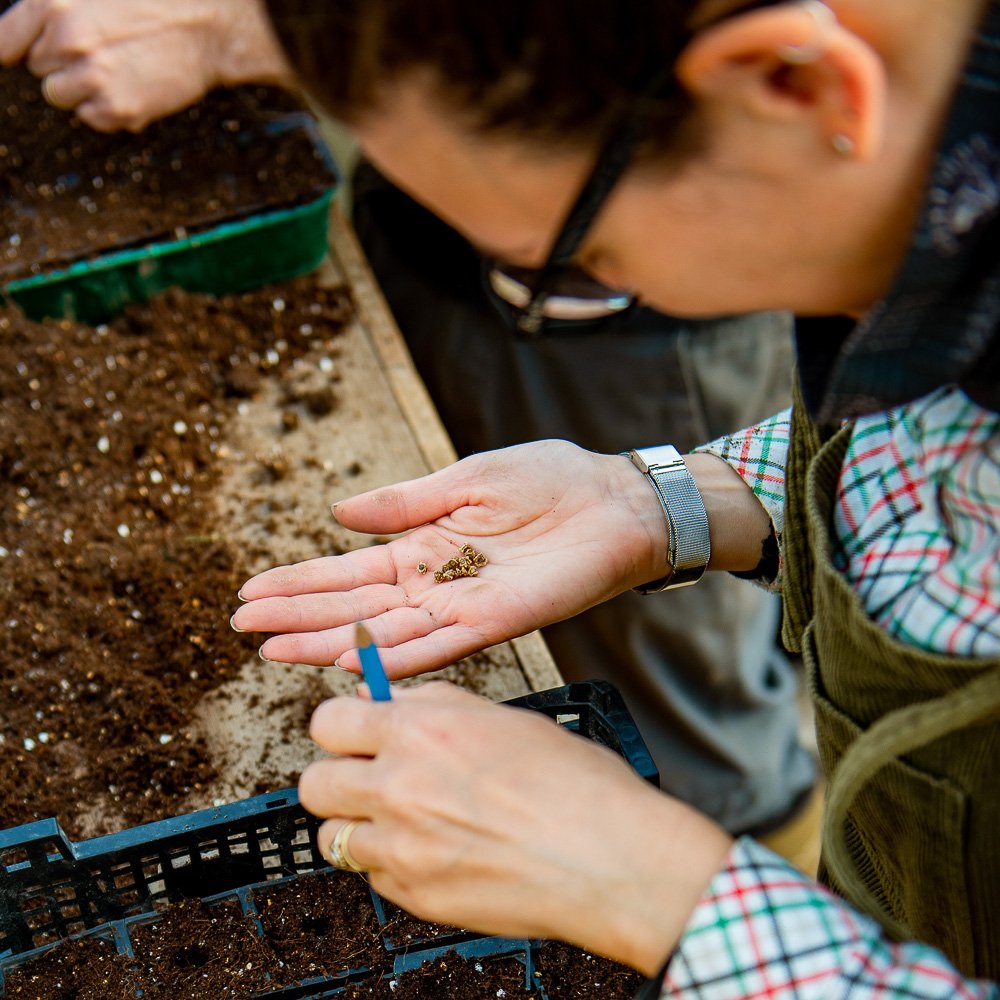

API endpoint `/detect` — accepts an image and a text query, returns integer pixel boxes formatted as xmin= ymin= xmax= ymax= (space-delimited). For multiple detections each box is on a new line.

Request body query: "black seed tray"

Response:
xmin=0 ymin=681 xmax=657 ymax=997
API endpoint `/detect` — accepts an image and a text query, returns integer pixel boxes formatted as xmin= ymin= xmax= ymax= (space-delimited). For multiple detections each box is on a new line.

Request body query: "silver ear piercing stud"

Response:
xmin=831 ymin=133 xmax=855 ymax=156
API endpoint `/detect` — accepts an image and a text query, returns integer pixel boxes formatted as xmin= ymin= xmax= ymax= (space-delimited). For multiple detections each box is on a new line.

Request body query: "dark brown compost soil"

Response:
xmin=0 ymin=277 xmax=352 ymax=839
xmin=1 ymin=935 xmax=140 ymax=999
xmin=0 ymin=53 xmax=645 ymax=1000
xmin=128 ymin=898 xmax=279 ymax=999
xmin=346 ymin=952 xmax=538 ymax=999
xmin=256 ymin=871 xmax=385 ymax=983
xmin=379 ymin=897 xmax=466 ymax=948
xmin=536 ymin=940 xmax=643 ymax=998
xmin=0 ymin=66 xmax=335 ymax=279
xmin=2 ymin=878 xmax=648 ymax=999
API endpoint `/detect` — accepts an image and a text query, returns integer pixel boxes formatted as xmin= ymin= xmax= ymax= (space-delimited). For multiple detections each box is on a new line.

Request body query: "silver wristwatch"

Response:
xmin=623 ymin=445 xmax=711 ymax=593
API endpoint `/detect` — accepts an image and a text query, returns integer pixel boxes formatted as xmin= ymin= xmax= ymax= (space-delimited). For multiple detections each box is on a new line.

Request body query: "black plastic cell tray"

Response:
xmin=0 ymin=681 xmax=657 ymax=996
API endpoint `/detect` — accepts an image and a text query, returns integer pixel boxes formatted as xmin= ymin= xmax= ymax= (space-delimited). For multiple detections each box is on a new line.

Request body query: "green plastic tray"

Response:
xmin=3 ymin=190 xmax=335 ymax=324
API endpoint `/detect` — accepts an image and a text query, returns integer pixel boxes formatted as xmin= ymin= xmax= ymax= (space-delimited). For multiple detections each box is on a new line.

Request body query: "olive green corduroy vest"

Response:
xmin=781 ymin=389 xmax=1000 ymax=979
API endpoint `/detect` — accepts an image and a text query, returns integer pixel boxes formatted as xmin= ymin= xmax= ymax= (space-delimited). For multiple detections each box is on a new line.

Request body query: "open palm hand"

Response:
xmin=231 ymin=441 xmax=662 ymax=678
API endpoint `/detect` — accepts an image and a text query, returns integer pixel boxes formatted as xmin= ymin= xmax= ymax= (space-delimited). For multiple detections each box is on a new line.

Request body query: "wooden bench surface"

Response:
xmin=187 ymin=209 xmax=561 ymax=809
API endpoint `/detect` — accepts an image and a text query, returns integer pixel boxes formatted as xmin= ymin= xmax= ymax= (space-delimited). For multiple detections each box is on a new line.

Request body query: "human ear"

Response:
xmin=675 ymin=2 xmax=887 ymax=160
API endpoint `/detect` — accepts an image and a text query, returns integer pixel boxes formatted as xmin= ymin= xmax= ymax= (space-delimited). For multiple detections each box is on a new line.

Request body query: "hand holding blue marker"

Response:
xmin=355 ymin=623 xmax=392 ymax=701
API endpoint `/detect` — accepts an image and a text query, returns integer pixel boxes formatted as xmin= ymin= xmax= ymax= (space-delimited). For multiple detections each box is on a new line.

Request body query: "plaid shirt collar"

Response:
xmin=797 ymin=1 xmax=1000 ymax=426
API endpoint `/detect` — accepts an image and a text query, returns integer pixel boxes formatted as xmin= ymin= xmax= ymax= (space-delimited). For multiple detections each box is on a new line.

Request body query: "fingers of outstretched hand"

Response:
xmin=332 ymin=459 xmax=486 ymax=535
xmin=329 ymin=621 xmax=487 ymax=679
xmin=231 ymin=584 xmax=401 ymax=636
xmin=258 ymin=607 xmax=442 ymax=670
xmin=238 ymin=548 xmax=396 ymax=602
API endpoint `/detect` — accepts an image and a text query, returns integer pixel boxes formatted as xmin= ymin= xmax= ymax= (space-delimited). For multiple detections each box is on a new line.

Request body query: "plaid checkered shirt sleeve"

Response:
xmin=673 ymin=388 xmax=1000 ymax=995
xmin=695 ymin=407 xmax=792 ymax=592
xmin=696 ymin=390 xmax=1000 ymax=655
xmin=662 ymin=838 xmax=998 ymax=999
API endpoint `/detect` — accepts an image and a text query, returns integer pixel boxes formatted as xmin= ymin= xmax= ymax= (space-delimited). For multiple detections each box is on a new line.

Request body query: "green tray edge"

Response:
xmin=3 ymin=190 xmax=335 ymax=324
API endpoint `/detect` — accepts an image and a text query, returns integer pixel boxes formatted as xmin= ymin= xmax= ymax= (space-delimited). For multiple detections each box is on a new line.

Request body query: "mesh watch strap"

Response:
xmin=624 ymin=445 xmax=711 ymax=593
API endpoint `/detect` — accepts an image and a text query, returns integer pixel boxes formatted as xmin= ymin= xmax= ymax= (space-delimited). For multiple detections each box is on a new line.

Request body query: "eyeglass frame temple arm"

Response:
xmin=516 ymin=69 xmax=671 ymax=335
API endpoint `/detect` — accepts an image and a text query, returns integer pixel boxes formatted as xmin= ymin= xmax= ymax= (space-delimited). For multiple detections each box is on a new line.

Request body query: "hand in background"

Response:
xmin=232 ymin=441 xmax=667 ymax=678
xmin=301 ymin=682 xmax=732 ymax=975
xmin=0 ymin=0 xmax=293 ymax=131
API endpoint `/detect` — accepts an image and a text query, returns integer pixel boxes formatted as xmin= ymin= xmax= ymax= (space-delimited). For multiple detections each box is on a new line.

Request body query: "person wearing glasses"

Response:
xmin=349 ymin=159 xmax=817 ymax=857
xmin=0 ymin=0 xmax=821 ymax=860
xmin=5 ymin=0 xmax=998 ymax=994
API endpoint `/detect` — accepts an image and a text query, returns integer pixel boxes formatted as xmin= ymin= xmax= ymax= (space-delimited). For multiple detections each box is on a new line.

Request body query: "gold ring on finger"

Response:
xmin=41 ymin=75 xmax=73 ymax=111
xmin=328 ymin=819 xmax=367 ymax=873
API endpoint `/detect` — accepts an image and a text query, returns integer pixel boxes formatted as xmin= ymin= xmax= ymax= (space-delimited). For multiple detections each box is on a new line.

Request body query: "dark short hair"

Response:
xmin=264 ymin=0 xmax=702 ymax=150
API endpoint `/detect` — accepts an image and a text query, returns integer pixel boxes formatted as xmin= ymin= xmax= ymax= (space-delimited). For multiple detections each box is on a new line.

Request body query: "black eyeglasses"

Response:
xmin=488 ymin=71 xmax=669 ymax=336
